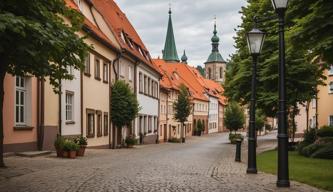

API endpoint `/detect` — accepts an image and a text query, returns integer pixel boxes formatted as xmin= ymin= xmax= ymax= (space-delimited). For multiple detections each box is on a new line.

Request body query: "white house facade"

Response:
xmin=61 ymin=68 xmax=81 ymax=136
xmin=135 ymin=63 xmax=160 ymax=144
xmin=208 ymin=96 xmax=219 ymax=134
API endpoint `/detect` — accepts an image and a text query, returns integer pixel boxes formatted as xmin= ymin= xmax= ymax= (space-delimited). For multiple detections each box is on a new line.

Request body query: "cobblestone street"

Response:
xmin=0 ymin=133 xmax=321 ymax=192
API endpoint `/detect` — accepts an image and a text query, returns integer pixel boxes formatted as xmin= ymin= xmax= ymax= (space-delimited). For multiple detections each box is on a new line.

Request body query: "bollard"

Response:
xmin=235 ymin=139 xmax=242 ymax=162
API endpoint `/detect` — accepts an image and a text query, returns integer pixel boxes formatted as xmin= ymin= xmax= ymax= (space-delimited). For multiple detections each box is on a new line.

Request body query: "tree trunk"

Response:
xmin=0 ymin=67 xmax=6 ymax=167
xmin=291 ymin=104 xmax=297 ymax=143
xmin=306 ymin=101 xmax=309 ymax=132
xmin=182 ymin=122 xmax=185 ymax=143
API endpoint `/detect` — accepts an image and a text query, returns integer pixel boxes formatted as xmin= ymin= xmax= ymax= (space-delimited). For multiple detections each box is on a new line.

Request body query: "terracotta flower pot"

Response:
xmin=62 ymin=151 xmax=68 ymax=158
xmin=77 ymin=145 xmax=87 ymax=156
xmin=68 ymin=151 xmax=77 ymax=159
xmin=127 ymin=144 xmax=134 ymax=148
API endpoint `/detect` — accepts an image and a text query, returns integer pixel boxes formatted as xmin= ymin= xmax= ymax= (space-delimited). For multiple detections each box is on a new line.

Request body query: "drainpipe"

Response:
xmin=80 ymin=72 xmax=83 ymax=137
xmin=40 ymin=79 xmax=45 ymax=149
xmin=58 ymin=79 xmax=62 ymax=136
xmin=112 ymin=53 xmax=121 ymax=81
xmin=315 ymin=90 xmax=318 ymax=129
xmin=37 ymin=79 xmax=41 ymax=150
xmin=108 ymin=59 xmax=112 ymax=149
xmin=37 ymin=78 xmax=45 ymax=150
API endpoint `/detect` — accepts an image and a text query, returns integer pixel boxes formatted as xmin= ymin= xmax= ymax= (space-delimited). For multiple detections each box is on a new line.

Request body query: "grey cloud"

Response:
xmin=115 ymin=0 xmax=246 ymax=66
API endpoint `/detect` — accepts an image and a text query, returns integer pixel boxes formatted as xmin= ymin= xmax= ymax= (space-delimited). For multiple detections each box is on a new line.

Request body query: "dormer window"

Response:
xmin=139 ymin=47 xmax=144 ymax=56
xmin=173 ymin=72 xmax=179 ymax=80
xmin=128 ymin=39 xmax=134 ymax=49
xmin=120 ymin=31 xmax=126 ymax=43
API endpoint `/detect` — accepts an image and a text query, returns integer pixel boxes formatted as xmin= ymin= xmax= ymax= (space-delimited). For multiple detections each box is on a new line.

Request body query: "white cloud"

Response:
xmin=114 ymin=0 xmax=246 ymax=67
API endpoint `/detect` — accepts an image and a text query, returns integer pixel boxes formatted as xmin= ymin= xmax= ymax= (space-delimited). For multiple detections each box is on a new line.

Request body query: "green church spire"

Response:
xmin=162 ymin=7 xmax=179 ymax=62
xmin=205 ymin=19 xmax=225 ymax=64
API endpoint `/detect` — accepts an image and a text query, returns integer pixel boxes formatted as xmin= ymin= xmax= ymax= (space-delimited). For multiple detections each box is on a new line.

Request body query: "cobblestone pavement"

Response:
xmin=0 ymin=133 xmax=322 ymax=192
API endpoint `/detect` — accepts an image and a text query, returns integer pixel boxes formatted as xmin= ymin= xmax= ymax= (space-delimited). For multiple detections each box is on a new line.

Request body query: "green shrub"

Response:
xmin=229 ymin=133 xmax=244 ymax=144
xmin=54 ymin=135 xmax=65 ymax=150
xmin=74 ymin=136 xmax=88 ymax=146
xmin=301 ymin=143 xmax=325 ymax=157
xmin=63 ymin=140 xmax=80 ymax=151
xmin=297 ymin=141 xmax=310 ymax=155
xmin=315 ymin=137 xmax=333 ymax=145
xmin=303 ymin=128 xmax=317 ymax=144
xmin=125 ymin=135 xmax=137 ymax=146
xmin=224 ymin=102 xmax=245 ymax=133
xmin=311 ymin=144 xmax=333 ymax=159
xmin=317 ymin=126 xmax=333 ymax=137
xmin=168 ymin=138 xmax=182 ymax=143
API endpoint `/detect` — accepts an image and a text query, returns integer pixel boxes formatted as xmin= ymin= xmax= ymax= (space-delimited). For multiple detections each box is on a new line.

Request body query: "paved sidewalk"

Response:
xmin=0 ymin=133 xmax=322 ymax=192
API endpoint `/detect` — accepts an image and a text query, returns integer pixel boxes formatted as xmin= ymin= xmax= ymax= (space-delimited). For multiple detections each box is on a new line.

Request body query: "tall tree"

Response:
xmin=224 ymin=0 xmax=325 ymax=121
xmin=288 ymin=0 xmax=333 ymax=64
xmin=111 ymin=80 xmax=140 ymax=146
xmin=0 ymin=0 xmax=89 ymax=167
xmin=173 ymin=84 xmax=192 ymax=143
xmin=224 ymin=101 xmax=245 ymax=133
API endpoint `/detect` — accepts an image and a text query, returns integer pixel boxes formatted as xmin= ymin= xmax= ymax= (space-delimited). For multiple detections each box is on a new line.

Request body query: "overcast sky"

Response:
xmin=114 ymin=0 xmax=247 ymax=67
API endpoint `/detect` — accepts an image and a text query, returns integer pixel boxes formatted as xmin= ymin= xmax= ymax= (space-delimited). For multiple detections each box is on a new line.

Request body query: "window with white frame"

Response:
xmin=94 ymin=57 xmax=100 ymax=79
xmin=139 ymin=72 xmax=143 ymax=93
xmin=103 ymin=62 xmax=108 ymax=82
xmin=84 ymin=53 xmax=90 ymax=75
xmin=329 ymin=82 xmax=333 ymax=94
xmin=65 ymin=92 xmax=74 ymax=121
xmin=15 ymin=76 xmax=27 ymax=125
xmin=329 ymin=65 xmax=333 ymax=75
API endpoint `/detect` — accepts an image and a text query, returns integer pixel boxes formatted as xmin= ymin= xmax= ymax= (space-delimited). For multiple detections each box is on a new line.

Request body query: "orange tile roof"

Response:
xmin=152 ymin=59 xmax=227 ymax=105
xmin=91 ymin=0 xmax=161 ymax=75
xmin=65 ymin=0 xmax=120 ymax=52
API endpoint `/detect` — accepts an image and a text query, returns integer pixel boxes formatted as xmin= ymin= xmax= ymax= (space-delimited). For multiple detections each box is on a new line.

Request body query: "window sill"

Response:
xmin=14 ymin=126 xmax=34 ymax=131
xmin=84 ymin=73 xmax=91 ymax=77
xmin=95 ymin=77 xmax=101 ymax=81
xmin=97 ymin=134 xmax=102 ymax=138
xmin=65 ymin=121 xmax=75 ymax=125
xmin=103 ymin=80 xmax=108 ymax=84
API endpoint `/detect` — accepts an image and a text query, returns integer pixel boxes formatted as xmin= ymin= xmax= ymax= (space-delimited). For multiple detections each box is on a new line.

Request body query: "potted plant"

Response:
xmin=54 ymin=135 xmax=65 ymax=157
xmin=125 ymin=135 xmax=137 ymax=148
xmin=75 ymin=136 xmax=88 ymax=156
xmin=63 ymin=140 xmax=80 ymax=159
xmin=196 ymin=120 xmax=203 ymax=136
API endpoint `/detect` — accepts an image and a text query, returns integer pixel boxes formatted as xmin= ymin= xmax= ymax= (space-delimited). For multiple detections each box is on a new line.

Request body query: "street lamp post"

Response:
xmin=271 ymin=0 xmax=290 ymax=187
xmin=246 ymin=27 xmax=265 ymax=174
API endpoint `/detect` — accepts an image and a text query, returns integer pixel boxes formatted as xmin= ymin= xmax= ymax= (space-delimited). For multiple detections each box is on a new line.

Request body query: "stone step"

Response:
xmin=15 ymin=151 xmax=52 ymax=158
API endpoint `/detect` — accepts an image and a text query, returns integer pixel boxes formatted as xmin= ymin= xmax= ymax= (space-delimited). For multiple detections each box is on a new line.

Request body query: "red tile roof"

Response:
xmin=91 ymin=0 xmax=161 ymax=75
xmin=152 ymin=59 xmax=226 ymax=105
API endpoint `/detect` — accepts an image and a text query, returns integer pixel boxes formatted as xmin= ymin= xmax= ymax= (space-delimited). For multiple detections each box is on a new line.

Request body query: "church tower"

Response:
xmin=162 ymin=8 xmax=179 ymax=63
xmin=204 ymin=21 xmax=227 ymax=83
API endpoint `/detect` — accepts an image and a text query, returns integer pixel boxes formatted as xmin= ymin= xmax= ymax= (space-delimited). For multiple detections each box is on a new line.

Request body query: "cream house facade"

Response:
xmin=296 ymin=64 xmax=333 ymax=133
